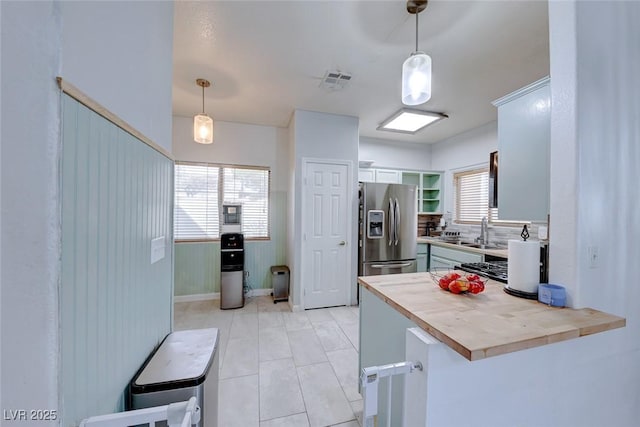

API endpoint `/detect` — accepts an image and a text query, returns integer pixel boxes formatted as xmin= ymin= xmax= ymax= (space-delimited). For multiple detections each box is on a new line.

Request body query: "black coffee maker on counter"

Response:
xmin=424 ymin=221 xmax=437 ymax=236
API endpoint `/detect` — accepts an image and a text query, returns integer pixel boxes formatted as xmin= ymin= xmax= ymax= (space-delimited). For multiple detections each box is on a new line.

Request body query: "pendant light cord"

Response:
xmin=415 ymin=12 xmax=419 ymax=52
xmin=201 ymin=84 xmax=205 ymax=114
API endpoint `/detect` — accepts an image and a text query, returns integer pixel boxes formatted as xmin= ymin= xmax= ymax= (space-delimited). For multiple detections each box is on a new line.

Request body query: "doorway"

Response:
xmin=301 ymin=159 xmax=353 ymax=309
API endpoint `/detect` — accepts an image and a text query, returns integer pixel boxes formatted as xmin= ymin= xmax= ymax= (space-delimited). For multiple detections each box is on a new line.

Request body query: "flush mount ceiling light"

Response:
xmin=193 ymin=78 xmax=213 ymax=144
xmin=377 ymin=108 xmax=447 ymax=134
xmin=402 ymin=0 xmax=432 ymax=106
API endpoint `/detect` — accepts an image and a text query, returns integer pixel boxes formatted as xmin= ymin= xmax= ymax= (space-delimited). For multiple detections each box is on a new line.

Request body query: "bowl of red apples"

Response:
xmin=430 ymin=270 xmax=486 ymax=295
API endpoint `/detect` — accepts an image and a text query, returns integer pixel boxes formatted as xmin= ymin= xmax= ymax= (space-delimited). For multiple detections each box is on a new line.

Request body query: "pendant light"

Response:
xmin=402 ymin=0 xmax=431 ymax=106
xmin=194 ymin=78 xmax=213 ymax=144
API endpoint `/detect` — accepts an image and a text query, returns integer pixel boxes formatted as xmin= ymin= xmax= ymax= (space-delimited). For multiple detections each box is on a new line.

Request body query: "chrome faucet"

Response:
xmin=477 ymin=216 xmax=489 ymax=245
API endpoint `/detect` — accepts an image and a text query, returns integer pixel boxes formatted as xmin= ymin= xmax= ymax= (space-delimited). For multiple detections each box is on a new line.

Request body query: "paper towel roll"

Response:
xmin=508 ymin=240 xmax=540 ymax=293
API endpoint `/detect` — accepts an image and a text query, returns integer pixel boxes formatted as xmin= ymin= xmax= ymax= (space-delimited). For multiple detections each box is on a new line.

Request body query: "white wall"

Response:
xmin=1 ymin=2 xmax=61 ymax=421
xmin=545 ymin=0 xmax=640 ymax=424
xmin=172 ymin=117 xmax=291 ymax=296
xmin=290 ymin=110 xmax=359 ymax=307
xmin=287 ymin=114 xmax=297 ymax=309
xmin=1 ymin=0 xmax=175 ymax=420
xmin=359 ymin=136 xmax=431 ymax=171
xmin=61 ymin=1 xmax=174 ymax=152
xmin=172 ymin=117 xmax=289 ymax=191
xmin=572 ymin=1 xmax=640 ymax=312
xmin=430 ymin=121 xmax=497 ymax=214
xmin=548 ymin=1 xmax=579 ymax=306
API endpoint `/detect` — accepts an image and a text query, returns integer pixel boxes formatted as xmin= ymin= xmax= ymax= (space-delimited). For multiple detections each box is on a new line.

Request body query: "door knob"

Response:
xmin=339 ymin=241 xmax=347 ymax=246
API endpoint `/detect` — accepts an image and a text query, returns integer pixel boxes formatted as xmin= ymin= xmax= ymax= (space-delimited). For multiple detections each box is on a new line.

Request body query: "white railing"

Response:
xmin=79 ymin=397 xmax=200 ymax=427
xmin=360 ymin=328 xmax=440 ymax=427
xmin=360 ymin=360 xmax=423 ymax=427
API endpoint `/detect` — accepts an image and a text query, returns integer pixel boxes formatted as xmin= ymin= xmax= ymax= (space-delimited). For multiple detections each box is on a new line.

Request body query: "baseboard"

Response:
xmin=291 ymin=304 xmax=303 ymax=312
xmin=249 ymin=288 xmax=273 ymax=297
xmin=174 ymin=293 xmax=219 ymax=303
xmin=174 ymin=288 xmax=274 ymax=302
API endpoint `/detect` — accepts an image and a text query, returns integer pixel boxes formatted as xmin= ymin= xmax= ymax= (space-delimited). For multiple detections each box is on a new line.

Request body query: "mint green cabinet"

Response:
xmin=429 ymin=245 xmax=482 ymax=272
xmin=417 ymin=244 xmax=428 ymax=272
xmin=401 ymin=171 xmax=443 ymax=214
xmin=492 ymin=77 xmax=550 ymax=221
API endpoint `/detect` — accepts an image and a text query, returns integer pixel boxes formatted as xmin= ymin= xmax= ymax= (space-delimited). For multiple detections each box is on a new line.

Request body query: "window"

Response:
xmin=453 ymin=168 xmax=499 ymax=224
xmin=174 ymin=162 xmax=270 ymax=240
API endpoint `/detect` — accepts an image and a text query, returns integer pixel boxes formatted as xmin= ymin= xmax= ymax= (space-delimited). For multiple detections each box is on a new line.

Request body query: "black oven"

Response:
xmin=458 ymin=244 xmax=548 ymax=284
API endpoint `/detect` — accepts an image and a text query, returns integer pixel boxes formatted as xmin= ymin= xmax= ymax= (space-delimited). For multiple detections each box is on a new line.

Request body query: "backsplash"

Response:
xmin=444 ymin=222 xmax=547 ymax=246
xmin=417 ymin=214 xmax=443 ymax=237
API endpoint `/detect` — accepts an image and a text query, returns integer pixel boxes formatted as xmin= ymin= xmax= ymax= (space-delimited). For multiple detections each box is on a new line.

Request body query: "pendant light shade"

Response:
xmin=402 ymin=0 xmax=431 ymax=106
xmin=194 ymin=78 xmax=213 ymax=144
xmin=194 ymin=114 xmax=213 ymax=144
xmin=402 ymin=53 xmax=432 ymax=105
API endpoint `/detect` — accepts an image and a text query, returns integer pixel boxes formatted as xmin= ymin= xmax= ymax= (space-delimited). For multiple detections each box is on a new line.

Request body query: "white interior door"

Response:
xmin=303 ymin=160 xmax=350 ymax=309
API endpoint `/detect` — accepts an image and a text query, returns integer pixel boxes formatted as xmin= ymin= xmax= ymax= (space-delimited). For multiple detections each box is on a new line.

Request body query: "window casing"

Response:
xmin=453 ymin=168 xmax=499 ymax=224
xmin=174 ymin=162 xmax=270 ymax=241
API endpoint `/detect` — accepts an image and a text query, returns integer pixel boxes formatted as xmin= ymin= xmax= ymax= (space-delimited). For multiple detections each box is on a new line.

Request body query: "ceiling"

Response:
xmin=172 ymin=0 xmax=549 ymax=144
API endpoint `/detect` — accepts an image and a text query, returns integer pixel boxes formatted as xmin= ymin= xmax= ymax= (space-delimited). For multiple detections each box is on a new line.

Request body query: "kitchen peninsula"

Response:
xmin=358 ymin=272 xmax=625 ymax=426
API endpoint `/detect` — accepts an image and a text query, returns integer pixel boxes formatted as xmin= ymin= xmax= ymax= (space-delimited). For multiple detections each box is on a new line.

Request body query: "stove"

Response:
xmin=457 ymin=261 xmax=508 ymax=283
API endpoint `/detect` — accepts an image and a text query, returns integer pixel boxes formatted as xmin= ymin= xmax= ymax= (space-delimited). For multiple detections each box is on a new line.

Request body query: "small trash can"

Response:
xmin=270 ymin=265 xmax=289 ymax=304
xmin=129 ymin=328 xmax=219 ymax=427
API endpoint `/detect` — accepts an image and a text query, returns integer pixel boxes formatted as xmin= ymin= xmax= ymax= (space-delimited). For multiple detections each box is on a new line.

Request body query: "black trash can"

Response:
xmin=129 ymin=328 xmax=219 ymax=427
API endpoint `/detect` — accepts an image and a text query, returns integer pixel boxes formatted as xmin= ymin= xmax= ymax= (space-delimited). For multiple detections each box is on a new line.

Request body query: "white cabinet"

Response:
xmin=358 ymin=168 xmax=401 ymax=184
xmin=492 ymin=77 xmax=550 ymax=222
xmin=374 ymin=169 xmax=400 ymax=183
xmin=358 ymin=168 xmax=376 ymax=182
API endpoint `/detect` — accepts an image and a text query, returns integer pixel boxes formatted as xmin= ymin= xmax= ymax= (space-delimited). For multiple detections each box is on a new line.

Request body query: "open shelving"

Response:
xmin=401 ymin=171 xmax=443 ymax=214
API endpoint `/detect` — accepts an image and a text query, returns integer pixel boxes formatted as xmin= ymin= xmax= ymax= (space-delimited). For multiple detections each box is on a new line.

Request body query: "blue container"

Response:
xmin=538 ymin=284 xmax=566 ymax=307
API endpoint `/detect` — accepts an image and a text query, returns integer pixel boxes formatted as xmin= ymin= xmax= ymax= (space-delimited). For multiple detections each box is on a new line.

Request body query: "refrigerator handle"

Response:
xmin=388 ymin=198 xmax=394 ymax=246
xmin=394 ymin=198 xmax=400 ymax=245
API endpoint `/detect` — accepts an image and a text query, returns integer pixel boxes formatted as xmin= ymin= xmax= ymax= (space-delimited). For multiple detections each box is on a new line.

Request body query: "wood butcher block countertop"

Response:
xmin=358 ymin=272 xmax=625 ymax=361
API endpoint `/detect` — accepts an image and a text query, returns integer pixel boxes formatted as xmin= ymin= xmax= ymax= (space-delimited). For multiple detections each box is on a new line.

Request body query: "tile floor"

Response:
xmin=174 ymin=296 xmax=363 ymax=427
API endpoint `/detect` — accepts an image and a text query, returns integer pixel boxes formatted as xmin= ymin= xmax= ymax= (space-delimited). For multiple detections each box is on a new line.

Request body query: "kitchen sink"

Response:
xmin=458 ymin=242 xmax=504 ymax=250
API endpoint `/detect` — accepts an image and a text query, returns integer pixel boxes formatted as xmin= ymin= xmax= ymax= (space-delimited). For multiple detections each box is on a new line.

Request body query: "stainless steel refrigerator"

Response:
xmin=358 ymin=182 xmax=417 ymax=276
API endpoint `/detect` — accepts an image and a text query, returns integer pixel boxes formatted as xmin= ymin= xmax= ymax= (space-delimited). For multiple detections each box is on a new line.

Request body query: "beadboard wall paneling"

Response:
xmin=60 ymin=95 xmax=173 ymax=426
xmin=174 ymin=241 xmax=220 ymax=295
xmin=174 ymin=190 xmax=287 ymax=295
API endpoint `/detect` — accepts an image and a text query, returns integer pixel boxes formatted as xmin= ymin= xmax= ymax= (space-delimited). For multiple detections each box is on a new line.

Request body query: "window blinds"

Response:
xmin=174 ymin=162 xmax=270 ymax=240
xmin=223 ymin=167 xmax=270 ymax=238
xmin=454 ymin=169 xmax=499 ymax=223
xmin=175 ymin=163 xmax=220 ymax=240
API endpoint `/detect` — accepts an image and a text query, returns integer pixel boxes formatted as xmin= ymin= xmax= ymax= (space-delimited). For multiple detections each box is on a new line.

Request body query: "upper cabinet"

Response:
xmin=401 ymin=171 xmax=443 ymax=214
xmin=492 ymin=77 xmax=550 ymax=222
xmin=358 ymin=168 xmax=400 ymax=183
xmin=358 ymin=168 xmax=376 ymax=183
xmin=373 ymin=169 xmax=401 ymax=184
xmin=358 ymin=167 xmax=443 ymax=214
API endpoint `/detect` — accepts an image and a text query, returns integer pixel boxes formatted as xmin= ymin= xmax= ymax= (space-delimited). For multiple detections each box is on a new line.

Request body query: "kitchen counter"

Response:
xmin=417 ymin=236 xmax=509 ymax=258
xmin=357 ymin=272 xmax=625 ymax=361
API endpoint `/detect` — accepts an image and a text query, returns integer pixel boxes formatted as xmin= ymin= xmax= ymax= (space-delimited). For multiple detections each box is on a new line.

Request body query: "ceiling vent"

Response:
xmin=319 ymin=70 xmax=352 ymax=92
